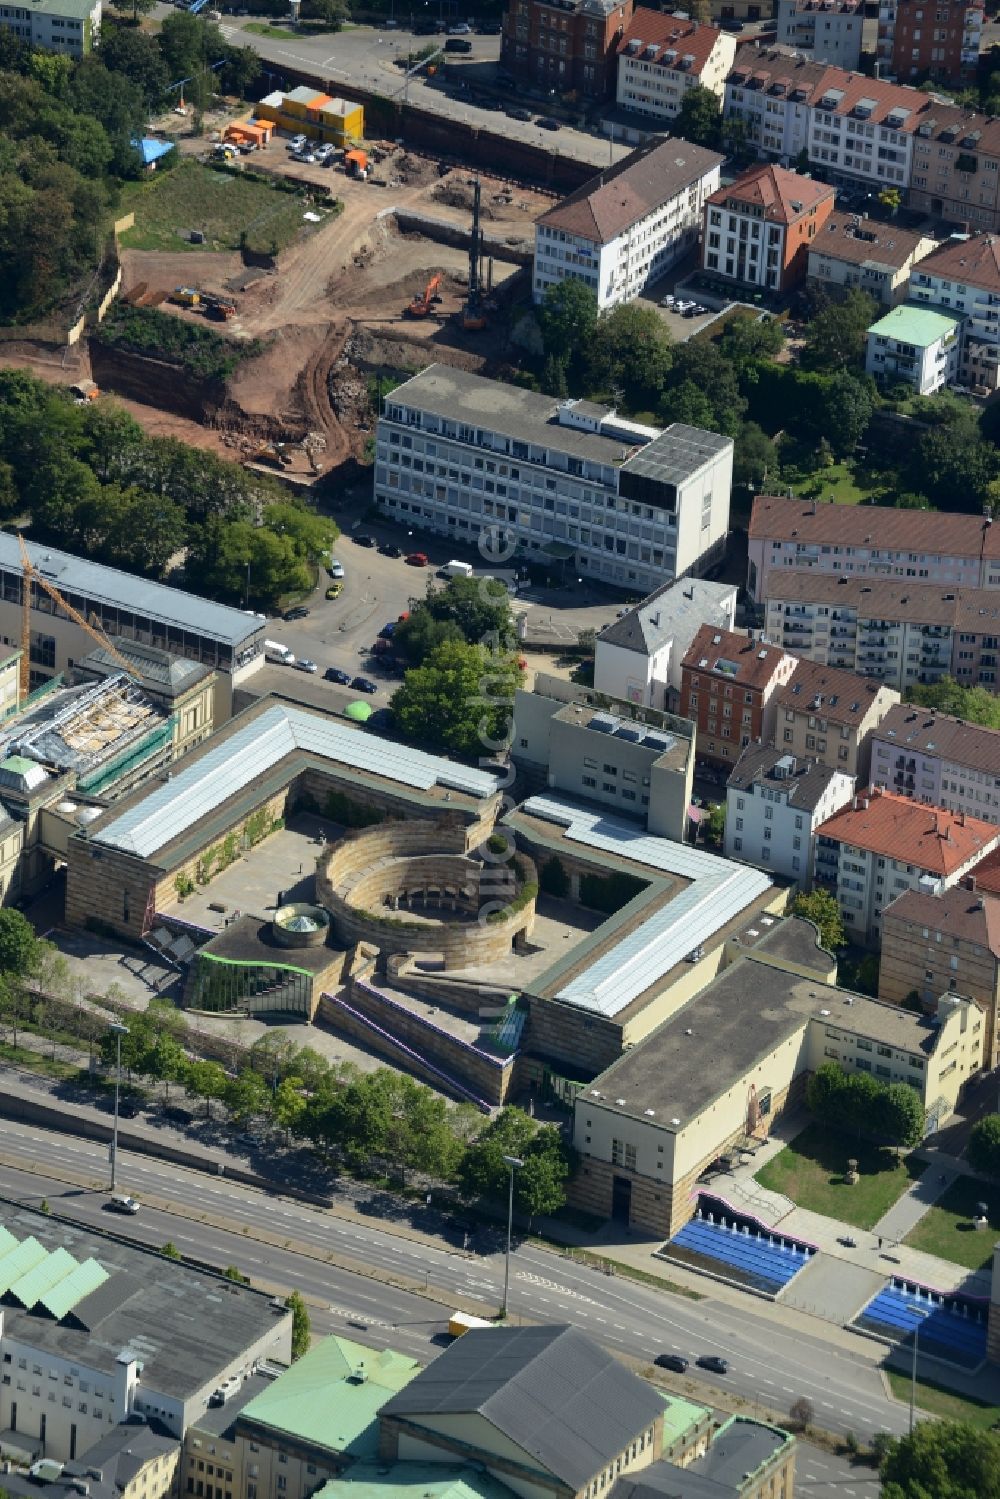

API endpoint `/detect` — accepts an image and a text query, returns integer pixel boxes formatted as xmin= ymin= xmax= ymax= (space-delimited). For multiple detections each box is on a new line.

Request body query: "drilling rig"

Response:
xmin=462 ymin=178 xmax=487 ymax=332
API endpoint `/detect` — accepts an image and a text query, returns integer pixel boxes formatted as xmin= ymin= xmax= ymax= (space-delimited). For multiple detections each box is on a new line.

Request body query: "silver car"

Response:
xmin=295 ymin=658 xmax=318 ymax=674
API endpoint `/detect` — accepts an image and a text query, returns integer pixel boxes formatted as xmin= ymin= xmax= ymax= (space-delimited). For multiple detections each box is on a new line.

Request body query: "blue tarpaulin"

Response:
xmin=132 ymin=137 xmax=176 ymax=166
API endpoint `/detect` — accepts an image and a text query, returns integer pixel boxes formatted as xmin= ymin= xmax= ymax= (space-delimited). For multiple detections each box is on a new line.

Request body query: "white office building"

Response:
xmin=374 ymin=368 xmax=733 ymax=594
xmin=533 ymin=137 xmax=723 ymax=311
xmin=0 ymin=0 xmax=100 ymax=54
xmin=594 ymin=576 xmax=737 ymax=710
xmin=725 ymin=743 xmax=855 ymax=881
xmin=909 ymin=232 xmax=1000 ymax=391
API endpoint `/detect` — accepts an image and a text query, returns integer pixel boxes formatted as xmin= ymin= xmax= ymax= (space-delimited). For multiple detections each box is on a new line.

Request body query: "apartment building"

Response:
xmin=880 ymin=879 xmax=1000 ymax=1064
xmin=906 ymin=109 xmax=1000 ymax=234
xmin=702 ymin=163 xmax=835 ymax=291
xmin=877 ymin=0 xmax=983 ymax=85
xmin=501 ymin=0 xmax=633 ymax=99
xmin=909 ymin=233 xmax=1000 ymax=391
xmin=533 ymin=137 xmax=724 ymax=310
xmin=615 ymin=11 xmax=737 ymax=126
xmin=747 ymin=493 xmax=1000 ymax=603
xmin=0 ymin=0 xmax=100 ymax=55
xmin=762 ymin=571 xmax=1000 ymax=689
xmin=870 ymin=704 xmax=1000 ymax=827
xmin=725 ymin=744 xmax=855 ymax=879
xmin=776 ymin=0 xmax=863 ymax=69
xmin=813 ymin=785 xmax=1000 ymax=946
xmin=374 ymin=368 xmax=733 ymax=595
xmin=865 ymin=302 xmax=961 ymax=393
xmin=773 ymin=658 xmax=900 ymax=778
xmin=679 ymin=624 xmax=797 ymax=767
xmin=808 ymin=214 xmax=936 ymax=305
xmin=594 ymin=576 xmax=737 ymax=710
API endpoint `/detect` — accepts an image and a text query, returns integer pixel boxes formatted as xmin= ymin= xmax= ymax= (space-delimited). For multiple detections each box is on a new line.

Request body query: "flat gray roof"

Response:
xmin=386 ymin=366 xmax=648 ymax=466
xmin=0 ymin=533 xmax=261 ymax=649
xmin=92 ymin=701 xmax=501 ymax=859
xmin=585 ymin=957 xmax=944 ymax=1128
xmin=0 ymin=1200 xmax=287 ymax=1402
xmin=622 ymin=424 xmax=732 ymax=486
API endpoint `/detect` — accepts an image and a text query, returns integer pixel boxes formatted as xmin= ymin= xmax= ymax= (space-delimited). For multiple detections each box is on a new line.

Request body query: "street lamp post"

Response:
xmin=109 ymin=1021 xmax=129 ymax=1195
xmin=501 ymin=1153 xmax=524 ymax=1320
xmin=909 ymin=1308 xmax=930 ymax=1434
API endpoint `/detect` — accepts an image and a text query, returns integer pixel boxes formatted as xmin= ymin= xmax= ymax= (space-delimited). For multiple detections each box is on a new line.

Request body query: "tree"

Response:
xmin=706 ymin=803 xmax=725 ymax=845
xmin=393 ymin=610 xmax=464 ymax=668
xmin=273 ymin=1076 xmax=307 ymax=1140
xmin=788 ymin=1397 xmax=814 ymax=1430
xmin=822 ymin=372 xmax=875 ymax=457
xmin=967 ymin=1113 xmax=1000 ymax=1177
xmin=734 ymin=422 xmax=779 ymax=493
xmin=0 ymin=910 xmax=39 ymax=977
xmin=423 ymin=575 xmax=514 ymax=647
xmin=98 ymin=24 xmax=170 ymax=107
xmin=879 ymin=186 xmax=902 ymax=216
xmin=391 ymin=640 xmax=524 ymax=761
xmin=662 ymin=342 xmax=746 ymax=436
xmin=161 ymin=1241 xmax=181 ymax=1260
xmin=909 ymin=410 xmax=999 ymax=513
xmin=146 ymin=1033 xmax=188 ymax=1103
xmin=792 ymin=888 xmax=845 ymax=952
xmin=223 ymin=1264 xmax=247 ymax=1283
xmin=674 ymin=84 xmax=722 ymax=148
xmin=539 ymin=278 xmax=598 ymax=369
xmin=719 ymin=313 xmax=785 ymax=375
xmin=880 ymin=1420 xmax=1000 ymax=1499
xmin=460 ymin=1108 xmax=574 ymax=1223
xmin=587 ymin=303 xmax=672 ymax=411
xmin=186 ymin=1059 xmax=229 ymax=1118
xmin=905 ymin=677 xmax=1000 ymax=730
xmin=224 ymin=1068 xmax=272 ymax=1124
xmin=801 ymin=289 xmax=877 ymax=372
xmin=877 ymin=1083 xmax=925 ymax=1149
xmin=286 ymin=1290 xmax=311 ymax=1360
xmin=303 ymin=0 xmax=349 ymax=22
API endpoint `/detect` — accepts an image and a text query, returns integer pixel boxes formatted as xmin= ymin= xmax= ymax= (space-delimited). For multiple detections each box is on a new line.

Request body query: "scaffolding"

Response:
xmin=10 ymin=674 xmax=167 ymax=780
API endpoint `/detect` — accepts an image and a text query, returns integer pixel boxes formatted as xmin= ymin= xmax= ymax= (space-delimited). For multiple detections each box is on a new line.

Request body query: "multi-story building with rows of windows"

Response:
xmin=374 ymin=367 xmax=733 ymax=594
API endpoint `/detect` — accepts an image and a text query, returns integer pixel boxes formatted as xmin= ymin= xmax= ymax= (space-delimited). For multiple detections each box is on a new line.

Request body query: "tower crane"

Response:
xmin=18 ymin=533 xmax=137 ymax=699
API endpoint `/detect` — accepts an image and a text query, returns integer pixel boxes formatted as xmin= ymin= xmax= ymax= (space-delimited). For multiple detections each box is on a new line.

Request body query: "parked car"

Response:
xmin=537 ymin=116 xmax=561 ymax=131
xmin=447 ymin=20 xmax=471 ymax=31
xmin=406 ymin=551 xmax=429 ymax=566
xmin=444 ymin=37 xmax=472 ymax=50
xmin=654 ymin=1354 xmax=689 ymax=1373
xmin=288 ymin=133 xmax=307 ymax=150
xmin=697 ymin=1356 xmax=729 ymax=1375
xmin=328 ymin=560 xmax=345 ymax=579
xmin=354 ymin=534 xmax=376 ymax=547
xmin=413 ymin=17 xmax=441 ymax=31
xmin=351 ymin=676 xmax=379 ymax=693
xmin=291 ymin=151 xmax=317 ymax=164
xmin=295 ymin=658 xmax=318 ymax=674
xmin=378 ymin=620 xmax=398 ymax=639
xmin=378 ymin=542 xmax=403 ymax=557
xmin=117 ymin=1096 xmax=143 ymax=1118
xmin=506 ymin=105 xmax=532 ymax=121
xmin=324 ymin=666 xmax=352 ymax=684
xmin=284 ymin=605 xmax=310 ymax=621
xmin=660 ymin=294 xmax=675 ymax=307
xmin=478 ymin=20 xmax=502 ymax=31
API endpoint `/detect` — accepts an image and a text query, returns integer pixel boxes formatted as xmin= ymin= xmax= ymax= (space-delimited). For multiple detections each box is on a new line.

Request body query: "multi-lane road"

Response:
xmin=0 ymin=1116 xmax=901 ymax=1472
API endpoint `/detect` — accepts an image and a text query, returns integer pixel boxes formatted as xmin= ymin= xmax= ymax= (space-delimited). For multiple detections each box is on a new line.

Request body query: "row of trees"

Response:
xmin=96 ymin=1013 xmax=575 ymax=1221
xmin=806 ymin=1061 xmax=925 ymax=1149
xmin=0 ymin=372 xmax=335 ymax=602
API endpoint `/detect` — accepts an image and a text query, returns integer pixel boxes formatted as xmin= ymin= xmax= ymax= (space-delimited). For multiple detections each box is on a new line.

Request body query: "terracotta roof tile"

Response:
xmin=883 ymin=882 xmax=1000 ymax=956
xmin=537 ymin=137 xmax=723 ymax=246
xmin=776 ymin=658 xmax=894 ymax=725
xmin=972 ymin=847 xmax=1000 ymax=896
xmin=706 ymin=163 xmax=834 ymax=225
xmin=617 ymin=10 xmax=725 ymax=74
xmin=730 ymin=45 xmax=935 ymax=130
xmin=681 ymin=624 xmax=791 ymax=689
xmin=809 ymin=215 xmax=931 ymax=271
xmin=763 ymin=569 xmax=1000 ymax=627
xmin=750 ymin=494 xmax=1000 ymax=559
xmin=916 ymin=234 xmax=1000 ymax=294
xmin=815 ymin=787 xmax=1000 ymax=875
xmin=872 ymin=703 xmax=1000 ymax=778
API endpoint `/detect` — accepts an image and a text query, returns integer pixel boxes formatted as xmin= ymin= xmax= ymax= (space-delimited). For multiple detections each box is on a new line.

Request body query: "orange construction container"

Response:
xmin=344 ymin=148 xmax=368 ymax=177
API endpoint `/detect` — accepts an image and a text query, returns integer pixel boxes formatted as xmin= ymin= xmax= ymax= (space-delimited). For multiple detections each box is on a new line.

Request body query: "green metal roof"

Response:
xmin=0 ymin=1227 xmax=18 ymax=1258
xmin=239 ymin=1337 xmax=421 ymax=1457
xmin=868 ymin=304 xmax=961 ymax=348
xmin=7 ymin=1246 xmax=78 ymax=1307
xmin=314 ymin=1463 xmax=519 ymax=1499
xmin=657 ymin=1391 xmax=710 ymax=1449
xmin=37 ymin=1258 xmax=109 ymax=1321
xmin=0 ymin=1237 xmax=49 ymax=1294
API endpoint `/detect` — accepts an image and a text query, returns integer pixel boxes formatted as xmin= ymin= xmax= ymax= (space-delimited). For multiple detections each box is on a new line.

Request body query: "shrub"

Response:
xmin=579 ymin=870 xmax=646 ymax=913
xmin=539 ymin=856 xmax=570 ymax=898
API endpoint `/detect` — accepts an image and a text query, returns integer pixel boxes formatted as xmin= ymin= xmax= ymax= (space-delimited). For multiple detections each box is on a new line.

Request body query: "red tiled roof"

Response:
xmin=536 ymin=137 xmax=723 ymax=246
xmin=681 ymin=624 xmax=791 ymax=689
xmin=971 ymin=847 xmax=1000 ymax=897
xmin=883 ymin=882 xmax=1000 ymax=957
xmin=810 ymin=215 xmax=930 ymax=271
xmin=617 ymin=10 xmax=724 ymax=73
xmin=749 ymin=494 xmax=1000 ymax=559
xmin=729 ymin=45 xmax=937 ymax=131
xmin=706 ymin=163 xmax=834 ymax=225
xmin=917 ymin=234 xmax=1000 ymax=295
xmin=776 ymin=658 xmax=893 ymax=726
xmin=815 ymin=787 xmax=999 ymax=875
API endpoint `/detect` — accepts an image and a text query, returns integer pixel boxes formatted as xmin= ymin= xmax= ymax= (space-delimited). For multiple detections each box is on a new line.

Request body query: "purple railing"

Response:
xmin=325 ymin=992 xmax=492 ymax=1113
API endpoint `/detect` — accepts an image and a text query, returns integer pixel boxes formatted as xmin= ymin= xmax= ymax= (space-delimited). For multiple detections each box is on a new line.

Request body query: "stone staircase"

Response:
xmin=711 ymin=1174 xmax=796 ymax=1229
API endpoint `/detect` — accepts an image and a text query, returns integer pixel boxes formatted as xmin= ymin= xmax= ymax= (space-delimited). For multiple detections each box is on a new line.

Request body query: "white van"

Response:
xmin=264 ymin=640 xmax=295 ymax=665
xmin=441 ymin=560 xmax=474 ymax=579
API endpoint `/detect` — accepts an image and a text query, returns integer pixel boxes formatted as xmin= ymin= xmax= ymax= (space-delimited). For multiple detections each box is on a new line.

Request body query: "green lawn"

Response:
xmin=244 ymin=18 xmax=350 ymax=34
xmin=755 ymin=1122 xmax=922 ymax=1230
xmin=903 ymin=1175 xmax=1000 ymax=1271
xmin=118 ymin=160 xmax=312 ymax=256
xmin=886 ymin=1370 xmax=1000 ymax=1430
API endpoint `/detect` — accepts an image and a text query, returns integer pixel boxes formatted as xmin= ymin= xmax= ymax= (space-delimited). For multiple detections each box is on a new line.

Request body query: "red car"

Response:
xmin=406 ymin=552 xmax=429 ymax=566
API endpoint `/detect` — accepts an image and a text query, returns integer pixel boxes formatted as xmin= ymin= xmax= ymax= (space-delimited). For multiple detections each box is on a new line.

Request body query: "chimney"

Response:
xmin=958 ymin=811 xmax=966 ymax=827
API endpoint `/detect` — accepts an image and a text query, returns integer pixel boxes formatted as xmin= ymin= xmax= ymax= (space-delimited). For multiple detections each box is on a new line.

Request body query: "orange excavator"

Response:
xmin=404 ymin=273 xmax=441 ymax=319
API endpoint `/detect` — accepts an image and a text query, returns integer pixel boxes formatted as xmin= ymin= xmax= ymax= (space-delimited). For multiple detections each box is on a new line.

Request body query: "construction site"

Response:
xmin=11 ymin=121 xmax=550 ymax=484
